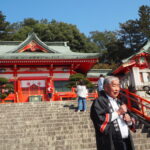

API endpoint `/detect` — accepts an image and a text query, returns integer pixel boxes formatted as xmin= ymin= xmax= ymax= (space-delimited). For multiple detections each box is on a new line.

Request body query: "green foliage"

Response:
xmin=68 ymin=73 xmax=94 ymax=88
xmin=0 ymin=78 xmax=14 ymax=99
xmin=118 ymin=5 xmax=150 ymax=52
xmin=12 ymin=26 xmax=33 ymax=41
xmin=119 ymin=20 xmax=145 ymax=52
xmin=5 ymin=83 xmax=14 ymax=93
xmin=0 ymin=77 xmax=8 ymax=85
xmin=22 ymin=18 xmax=39 ymax=27
xmin=89 ymin=31 xmax=123 ymax=63
xmin=68 ymin=73 xmax=85 ymax=88
xmin=89 ymin=30 xmax=134 ymax=63
xmin=0 ymin=93 xmax=7 ymax=99
xmin=0 ymin=11 xmax=10 ymax=40
xmin=105 ymin=40 xmax=134 ymax=63
xmin=138 ymin=5 xmax=150 ymax=38
xmin=89 ymin=31 xmax=117 ymax=50
xmin=93 ymin=63 xmax=119 ymax=70
xmin=5 ymin=18 xmax=99 ymax=53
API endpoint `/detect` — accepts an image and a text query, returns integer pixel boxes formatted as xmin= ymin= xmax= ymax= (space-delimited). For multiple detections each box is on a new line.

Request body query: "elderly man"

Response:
xmin=91 ymin=76 xmax=135 ymax=150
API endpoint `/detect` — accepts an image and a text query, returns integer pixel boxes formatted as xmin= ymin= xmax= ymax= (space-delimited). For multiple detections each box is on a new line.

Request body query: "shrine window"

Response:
xmin=54 ymin=81 xmax=71 ymax=92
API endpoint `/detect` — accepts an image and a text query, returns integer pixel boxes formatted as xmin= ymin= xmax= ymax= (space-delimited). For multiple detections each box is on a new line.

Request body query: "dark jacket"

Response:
xmin=90 ymin=91 xmax=135 ymax=150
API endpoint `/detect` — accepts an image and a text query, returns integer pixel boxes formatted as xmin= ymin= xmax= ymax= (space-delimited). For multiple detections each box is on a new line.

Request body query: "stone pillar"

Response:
xmin=143 ymin=72 xmax=148 ymax=83
xmin=132 ymin=67 xmax=147 ymax=97
xmin=132 ymin=67 xmax=141 ymax=90
xmin=130 ymin=72 xmax=134 ymax=86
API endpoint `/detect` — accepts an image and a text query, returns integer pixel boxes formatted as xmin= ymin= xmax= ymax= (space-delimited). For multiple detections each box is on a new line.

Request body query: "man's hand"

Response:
xmin=123 ymin=113 xmax=132 ymax=123
xmin=117 ymin=104 xmax=127 ymax=115
xmin=131 ymin=117 xmax=136 ymax=125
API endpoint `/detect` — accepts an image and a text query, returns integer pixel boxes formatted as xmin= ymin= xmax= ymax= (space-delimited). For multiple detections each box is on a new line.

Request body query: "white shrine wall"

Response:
xmin=17 ymin=73 xmax=50 ymax=77
xmin=53 ymin=73 xmax=70 ymax=79
xmin=18 ymin=67 xmax=48 ymax=72
xmin=121 ymin=67 xmax=150 ymax=97
xmin=0 ymin=74 xmax=13 ymax=79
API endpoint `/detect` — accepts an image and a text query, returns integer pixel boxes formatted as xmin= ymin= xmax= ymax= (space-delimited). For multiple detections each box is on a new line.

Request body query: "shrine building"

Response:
xmin=113 ymin=40 xmax=150 ymax=97
xmin=0 ymin=33 xmax=100 ymax=102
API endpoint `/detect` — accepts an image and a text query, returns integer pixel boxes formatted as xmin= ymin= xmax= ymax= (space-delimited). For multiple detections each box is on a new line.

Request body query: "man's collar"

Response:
xmin=106 ymin=94 xmax=117 ymax=101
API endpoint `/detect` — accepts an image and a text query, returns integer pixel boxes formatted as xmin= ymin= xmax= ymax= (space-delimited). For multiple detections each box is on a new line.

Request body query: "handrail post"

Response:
xmin=126 ymin=90 xmax=131 ymax=110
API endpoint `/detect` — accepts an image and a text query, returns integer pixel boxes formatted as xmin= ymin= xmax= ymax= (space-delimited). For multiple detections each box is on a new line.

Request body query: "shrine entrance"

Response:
xmin=17 ymin=77 xmax=49 ymax=102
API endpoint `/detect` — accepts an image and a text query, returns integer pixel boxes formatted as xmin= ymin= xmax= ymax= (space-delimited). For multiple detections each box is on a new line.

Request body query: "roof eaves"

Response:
xmin=31 ymin=33 xmax=59 ymax=53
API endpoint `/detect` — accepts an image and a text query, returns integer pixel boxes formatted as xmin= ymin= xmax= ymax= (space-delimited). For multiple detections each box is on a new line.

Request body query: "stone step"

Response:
xmin=135 ymin=144 xmax=150 ymax=150
xmin=1 ymin=136 xmax=150 ymax=150
xmin=0 ymin=123 xmax=148 ymax=139
xmin=0 ymin=101 xmax=149 ymax=150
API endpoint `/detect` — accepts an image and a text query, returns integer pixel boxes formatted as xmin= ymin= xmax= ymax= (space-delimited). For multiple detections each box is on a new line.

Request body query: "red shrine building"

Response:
xmin=0 ymin=33 xmax=99 ymax=102
xmin=113 ymin=40 xmax=150 ymax=97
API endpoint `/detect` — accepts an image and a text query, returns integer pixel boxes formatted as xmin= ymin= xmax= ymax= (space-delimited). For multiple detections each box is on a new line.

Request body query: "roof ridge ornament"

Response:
xmin=7 ymin=32 xmax=59 ymax=54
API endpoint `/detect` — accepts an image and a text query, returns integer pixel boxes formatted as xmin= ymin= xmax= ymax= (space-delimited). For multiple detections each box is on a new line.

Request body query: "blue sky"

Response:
xmin=0 ymin=0 xmax=149 ymax=36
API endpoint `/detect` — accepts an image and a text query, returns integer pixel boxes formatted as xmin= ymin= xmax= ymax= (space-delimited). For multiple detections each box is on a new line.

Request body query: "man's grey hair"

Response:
xmin=103 ymin=76 xmax=120 ymax=86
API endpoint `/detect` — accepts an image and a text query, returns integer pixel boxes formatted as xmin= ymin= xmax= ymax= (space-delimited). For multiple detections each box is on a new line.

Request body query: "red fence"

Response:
xmin=53 ymin=90 xmax=98 ymax=101
xmin=120 ymin=89 xmax=150 ymax=121
xmin=1 ymin=88 xmax=98 ymax=103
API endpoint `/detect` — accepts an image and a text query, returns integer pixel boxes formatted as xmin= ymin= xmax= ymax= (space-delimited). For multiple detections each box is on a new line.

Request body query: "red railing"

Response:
xmin=53 ymin=91 xmax=77 ymax=101
xmin=53 ymin=91 xmax=98 ymax=101
xmin=87 ymin=92 xmax=98 ymax=100
xmin=1 ymin=93 xmax=15 ymax=103
xmin=52 ymin=87 xmax=98 ymax=101
xmin=120 ymin=89 xmax=150 ymax=121
xmin=1 ymin=88 xmax=98 ymax=102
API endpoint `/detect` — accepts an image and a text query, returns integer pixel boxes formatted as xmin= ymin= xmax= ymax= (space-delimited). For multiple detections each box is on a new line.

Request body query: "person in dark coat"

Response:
xmin=91 ymin=76 xmax=136 ymax=150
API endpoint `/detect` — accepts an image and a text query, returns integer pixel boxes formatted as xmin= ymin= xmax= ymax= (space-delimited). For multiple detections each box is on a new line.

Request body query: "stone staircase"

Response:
xmin=0 ymin=101 xmax=149 ymax=150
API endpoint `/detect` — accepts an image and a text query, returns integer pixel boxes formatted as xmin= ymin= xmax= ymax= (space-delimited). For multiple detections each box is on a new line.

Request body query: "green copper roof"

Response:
xmin=122 ymin=40 xmax=150 ymax=63
xmin=8 ymin=33 xmax=59 ymax=53
xmin=0 ymin=33 xmax=100 ymax=60
xmin=0 ymin=52 xmax=100 ymax=59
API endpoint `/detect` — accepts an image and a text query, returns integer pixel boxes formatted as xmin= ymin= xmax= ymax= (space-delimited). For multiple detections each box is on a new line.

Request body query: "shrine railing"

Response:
xmin=53 ymin=88 xmax=98 ymax=101
xmin=1 ymin=93 xmax=16 ymax=103
xmin=87 ymin=92 xmax=98 ymax=100
xmin=120 ymin=89 xmax=150 ymax=122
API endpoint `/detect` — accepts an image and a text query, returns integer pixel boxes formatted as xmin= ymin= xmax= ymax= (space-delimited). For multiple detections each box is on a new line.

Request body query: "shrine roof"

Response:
xmin=0 ymin=33 xmax=100 ymax=60
xmin=122 ymin=40 xmax=150 ymax=63
xmin=112 ymin=40 xmax=150 ymax=75
xmin=0 ymin=52 xmax=99 ymax=59
xmin=0 ymin=43 xmax=73 ymax=54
